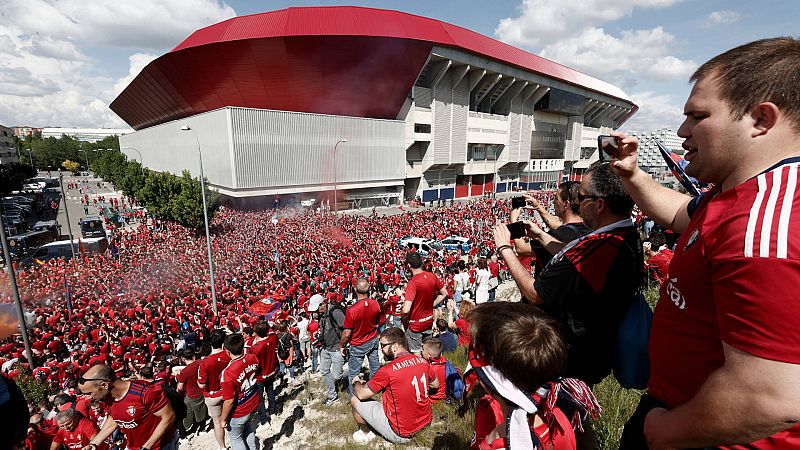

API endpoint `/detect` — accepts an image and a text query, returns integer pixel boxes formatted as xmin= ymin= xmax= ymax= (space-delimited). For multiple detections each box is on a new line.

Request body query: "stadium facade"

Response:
xmin=113 ymin=6 xmax=637 ymax=207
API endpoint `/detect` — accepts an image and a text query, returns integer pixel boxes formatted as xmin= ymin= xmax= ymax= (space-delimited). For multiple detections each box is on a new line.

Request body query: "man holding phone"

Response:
xmin=493 ymin=163 xmax=642 ymax=386
xmin=509 ymin=182 xmax=591 ymax=275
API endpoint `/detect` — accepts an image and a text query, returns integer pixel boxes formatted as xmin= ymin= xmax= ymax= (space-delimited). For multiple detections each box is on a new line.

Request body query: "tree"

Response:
xmin=118 ymin=160 xmax=147 ymax=197
xmin=62 ymin=159 xmax=80 ymax=173
xmin=136 ymin=171 xmax=181 ymax=220
xmin=168 ymin=170 xmax=219 ymax=230
xmin=0 ymin=163 xmax=37 ymax=194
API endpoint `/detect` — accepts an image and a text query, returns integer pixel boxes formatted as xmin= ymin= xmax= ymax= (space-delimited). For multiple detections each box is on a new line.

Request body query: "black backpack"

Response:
xmin=277 ymin=333 xmax=292 ymax=360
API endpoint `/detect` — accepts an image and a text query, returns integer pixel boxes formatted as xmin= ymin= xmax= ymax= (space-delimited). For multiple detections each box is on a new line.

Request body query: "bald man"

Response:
xmin=78 ymin=365 xmax=177 ymax=450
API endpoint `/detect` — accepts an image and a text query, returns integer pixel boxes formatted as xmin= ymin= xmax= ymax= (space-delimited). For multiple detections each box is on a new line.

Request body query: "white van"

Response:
xmin=397 ymin=236 xmax=442 ymax=258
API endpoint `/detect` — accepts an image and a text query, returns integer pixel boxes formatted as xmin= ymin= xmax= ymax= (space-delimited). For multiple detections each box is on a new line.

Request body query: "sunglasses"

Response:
xmin=577 ymin=192 xmax=602 ymax=202
xmin=379 ymin=341 xmax=394 ymax=348
xmin=78 ymin=376 xmax=108 ymax=384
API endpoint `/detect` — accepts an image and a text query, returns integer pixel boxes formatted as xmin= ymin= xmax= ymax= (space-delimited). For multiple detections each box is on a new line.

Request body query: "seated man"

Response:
xmin=421 ymin=337 xmax=447 ymax=403
xmin=349 ymin=327 xmax=440 ymax=444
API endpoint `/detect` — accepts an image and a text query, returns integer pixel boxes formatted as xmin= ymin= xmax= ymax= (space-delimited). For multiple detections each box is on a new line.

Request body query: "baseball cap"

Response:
xmin=306 ymin=294 xmax=325 ymax=312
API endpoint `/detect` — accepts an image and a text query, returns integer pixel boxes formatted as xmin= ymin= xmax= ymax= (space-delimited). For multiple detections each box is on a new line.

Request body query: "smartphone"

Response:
xmin=511 ymin=196 xmax=526 ymax=209
xmin=597 ymin=135 xmax=619 ymax=161
xmin=507 ymin=221 xmax=527 ymax=240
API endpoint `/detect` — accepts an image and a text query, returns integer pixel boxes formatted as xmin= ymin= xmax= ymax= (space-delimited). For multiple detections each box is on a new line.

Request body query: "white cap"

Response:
xmin=307 ymin=294 xmax=325 ymax=312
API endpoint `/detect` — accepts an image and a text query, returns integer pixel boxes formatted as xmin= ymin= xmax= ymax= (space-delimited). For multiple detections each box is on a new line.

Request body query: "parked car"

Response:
xmin=21 ymin=237 xmax=109 ymax=267
xmin=397 ymin=236 xmax=443 ymax=258
xmin=440 ymin=235 xmax=472 ymax=252
xmin=79 ymin=215 xmax=105 ymax=238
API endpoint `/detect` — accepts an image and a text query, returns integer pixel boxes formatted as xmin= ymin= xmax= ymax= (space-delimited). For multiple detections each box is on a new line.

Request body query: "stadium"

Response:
xmin=113 ymin=6 xmax=637 ymax=208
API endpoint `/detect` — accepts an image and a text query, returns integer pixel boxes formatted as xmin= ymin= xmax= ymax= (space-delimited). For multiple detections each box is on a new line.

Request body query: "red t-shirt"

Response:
xmin=645 ymin=250 xmax=673 ymax=284
xmin=471 ymin=394 xmax=575 ymax=450
xmin=405 ymin=271 xmax=444 ymax=332
xmin=427 ymin=356 xmax=447 ymax=402
xmin=220 ymin=354 xmax=261 ymax=418
xmin=343 ymin=298 xmax=382 ymax=346
xmin=108 ymin=380 xmax=174 ymax=450
xmin=250 ymin=334 xmax=279 ymax=381
xmin=649 ymin=161 xmax=800 ymax=448
xmin=366 ymin=353 xmax=435 ymax=437
xmin=53 ymin=417 xmax=100 ymax=450
xmin=176 ymin=359 xmax=203 ymax=399
xmin=198 ymin=350 xmax=231 ymax=398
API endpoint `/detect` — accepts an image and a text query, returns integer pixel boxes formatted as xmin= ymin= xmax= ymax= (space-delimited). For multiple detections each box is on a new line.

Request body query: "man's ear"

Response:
xmin=750 ymin=102 xmax=780 ymax=137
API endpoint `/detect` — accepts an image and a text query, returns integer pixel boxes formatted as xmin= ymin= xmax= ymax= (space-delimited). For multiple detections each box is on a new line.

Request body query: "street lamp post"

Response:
xmin=27 ymin=148 xmax=34 ymax=169
xmin=180 ymin=126 xmax=218 ymax=315
xmin=332 ymin=139 xmax=348 ymax=222
xmin=0 ymin=221 xmax=35 ymax=368
xmin=121 ymin=146 xmax=146 ymax=176
xmin=58 ymin=174 xmax=78 ymax=263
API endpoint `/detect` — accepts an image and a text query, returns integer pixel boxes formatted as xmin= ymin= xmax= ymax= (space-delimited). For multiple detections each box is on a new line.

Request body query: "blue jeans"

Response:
xmin=347 ymin=337 xmax=380 ymax=395
xmin=228 ymin=412 xmax=257 ymax=450
xmin=311 ymin=346 xmax=319 ymax=372
xmin=279 ymin=361 xmax=295 ymax=380
xmin=257 ymin=379 xmax=276 ymax=421
xmin=320 ymin=348 xmax=346 ymax=402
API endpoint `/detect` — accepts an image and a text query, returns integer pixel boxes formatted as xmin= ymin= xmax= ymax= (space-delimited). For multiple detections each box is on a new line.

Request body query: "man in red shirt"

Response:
xmin=349 ymin=327 xmax=439 ymax=444
xmin=220 ymin=334 xmax=261 ymax=450
xmin=401 ymin=252 xmax=447 ymax=354
xmin=197 ymin=330 xmax=230 ymax=450
xmin=643 ymin=231 xmax=673 ymax=285
xmin=614 ymin=37 xmax=800 ymax=449
xmin=339 ymin=278 xmax=382 ymax=394
xmin=50 ymin=408 xmax=103 ymax=450
xmin=249 ymin=320 xmax=279 ymax=423
xmin=77 ymin=364 xmax=177 ymax=450
xmin=175 ymin=348 xmax=207 ymax=434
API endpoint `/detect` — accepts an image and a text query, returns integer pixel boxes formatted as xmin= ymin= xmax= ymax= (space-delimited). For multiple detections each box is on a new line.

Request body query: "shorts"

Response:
xmin=204 ymin=395 xmax=224 ymax=418
xmin=405 ymin=327 xmax=432 ymax=353
xmin=354 ymin=400 xmax=411 ymax=444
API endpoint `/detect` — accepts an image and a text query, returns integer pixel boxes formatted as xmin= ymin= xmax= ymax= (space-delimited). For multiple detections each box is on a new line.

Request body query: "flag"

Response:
xmin=653 ymin=138 xmax=702 ymax=197
xmin=64 ymin=276 xmax=73 ymax=318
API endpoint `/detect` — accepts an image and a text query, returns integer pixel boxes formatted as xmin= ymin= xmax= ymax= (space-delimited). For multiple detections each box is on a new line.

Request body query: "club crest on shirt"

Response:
xmin=684 ymin=228 xmax=700 ymax=251
xmin=127 ymin=405 xmax=136 ymax=416
xmin=666 ymin=277 xmax=685 ymax=310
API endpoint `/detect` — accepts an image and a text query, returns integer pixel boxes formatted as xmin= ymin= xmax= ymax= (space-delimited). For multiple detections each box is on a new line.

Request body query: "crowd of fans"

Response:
xmin=3 ymin=36 xmax=800 ymax=450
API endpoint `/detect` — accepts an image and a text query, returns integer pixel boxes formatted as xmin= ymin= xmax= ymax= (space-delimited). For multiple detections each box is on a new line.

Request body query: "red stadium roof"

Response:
xmin=111 ymin=6 xmax=635 ymax=130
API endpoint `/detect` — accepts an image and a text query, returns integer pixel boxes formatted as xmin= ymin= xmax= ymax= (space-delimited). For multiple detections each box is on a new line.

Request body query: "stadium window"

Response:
xmin=414 ymin=123 xmax=431 ymax=133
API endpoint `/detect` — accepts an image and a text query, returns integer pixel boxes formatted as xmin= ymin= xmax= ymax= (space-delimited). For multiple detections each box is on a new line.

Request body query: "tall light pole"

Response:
xmin=27 ymin=148 xmax=34 ymax=169
xmin=121 ymin=146 xmax=146 ymax=176
xmin=58 ymin=174 xmax=78 ymax=263
xmin=180 ymin=125 xmax=218 ymax=315
xmin=0 ymin=220 xmax=35 ymax=368
xmin=333 ymin=139 xmax=347 ymax=222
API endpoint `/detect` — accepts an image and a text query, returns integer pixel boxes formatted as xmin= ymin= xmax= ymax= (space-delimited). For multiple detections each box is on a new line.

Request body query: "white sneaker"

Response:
xmin=352 ymin=429 xmax=376 ymax=443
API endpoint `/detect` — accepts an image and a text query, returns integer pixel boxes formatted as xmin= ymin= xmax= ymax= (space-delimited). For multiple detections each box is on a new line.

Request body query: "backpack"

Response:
xmin=277 ymin=334 xmax=291 ymax=360
xmin=444 ymin=360 xmax=465 ymax=401
xmin=612 ymin=291 xmax=653 ymax=389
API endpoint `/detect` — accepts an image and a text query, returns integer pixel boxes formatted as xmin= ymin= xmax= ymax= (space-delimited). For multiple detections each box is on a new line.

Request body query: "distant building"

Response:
xmin=41 ymin=127 xmax=133 ymax=142
xmin=13 ymin=126 xmax=42 ymax=138
xmin=0 ymin=125 xmax=19 ymax=165
xmin=628 ymin=129 xmax=684 ymax=173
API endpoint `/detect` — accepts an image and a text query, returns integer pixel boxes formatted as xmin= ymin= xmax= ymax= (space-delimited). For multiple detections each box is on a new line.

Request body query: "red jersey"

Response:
xmin=366 ymin=353 xmax=435 ymax=437
xmin=176 ymin=359 xmax=203 ymax=399
xmin=250 ymin=334 xmax=279 ymax=381
xmin=649 ymin=160 xmax=800 ymax=448
xmin=343 ymin=298 xmax=382 ymax=346
xmin=427 ymin=356 xmax=447 ymax=402
xmin=53 ymin=417 xmax=100 ymax=450
xmin=220 ymin=354 xmax=261 ymax=419
xmin=645 ymin=250 xmax=673 ymax=284
xmin=471 ymin=395 xmax=575 ymax=450
xmin=405 ymin=271 xmax=444 ymax=332
xmin=108 ymin=380 xmax=174 ymax=450
xmin=198 ymin=350 xmax=231 ymax=398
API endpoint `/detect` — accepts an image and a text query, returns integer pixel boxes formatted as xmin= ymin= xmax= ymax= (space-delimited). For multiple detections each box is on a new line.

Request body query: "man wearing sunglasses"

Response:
xmin=348 ymin=327 xmax=439 ymax=444
xmin=494 ymin=163 xmax=642 ymax=387
xmin=77 ymin=365 xmax=177 ymax=450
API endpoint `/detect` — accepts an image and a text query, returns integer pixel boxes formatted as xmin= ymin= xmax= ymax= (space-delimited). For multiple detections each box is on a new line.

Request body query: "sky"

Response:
xmin=0 ymin=0 xmax=797 ymax=132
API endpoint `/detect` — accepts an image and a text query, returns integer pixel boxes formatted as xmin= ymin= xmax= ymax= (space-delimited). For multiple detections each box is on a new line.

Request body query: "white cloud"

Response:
xmin=496 ymin=0 xmax=695 ymax=86
xmin=496 ymin=0 xmax=683 ymax=48
xmin=702 ymin=10 xmax=742 ymax=28
xmin=620 ymin=90 xmax=686 ymax=132
xmin=0 ymin=0 xmax=236 ymax=128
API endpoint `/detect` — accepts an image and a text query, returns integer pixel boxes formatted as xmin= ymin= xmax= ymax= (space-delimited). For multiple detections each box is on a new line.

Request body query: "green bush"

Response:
xmin=13 ymin=364 xmax=49 ymax=405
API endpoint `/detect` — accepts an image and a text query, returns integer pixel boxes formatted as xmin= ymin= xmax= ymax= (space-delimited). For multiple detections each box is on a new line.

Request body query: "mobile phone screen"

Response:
xmin=511 ymin=196 xmax=526 ymax=209
xmin=597 ymin=135 xmax=618 ymax=161
xmin=507 ymin=221 xmax=527 ymax=240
